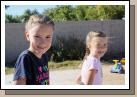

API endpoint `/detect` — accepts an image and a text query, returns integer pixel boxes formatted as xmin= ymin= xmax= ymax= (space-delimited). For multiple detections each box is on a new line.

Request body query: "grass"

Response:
xmin=5 ymin=67 xmax=15 ymax=75
xmin=5 ymin=60 xmax=115 ymax=75
xmin=49 ymin=60 xmax=82 ymax=70
xmin=101 ymin=60 xmax=114 ymax=65
xmin=5 ymin=60 xmax=82 ymax=75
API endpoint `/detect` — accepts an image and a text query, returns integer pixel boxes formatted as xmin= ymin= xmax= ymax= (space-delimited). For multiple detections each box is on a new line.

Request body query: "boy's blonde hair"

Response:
xmin=84 ymin=31 xmax=107 ymax=59
xmin=25 ymin=14 xmax=54 ymax=32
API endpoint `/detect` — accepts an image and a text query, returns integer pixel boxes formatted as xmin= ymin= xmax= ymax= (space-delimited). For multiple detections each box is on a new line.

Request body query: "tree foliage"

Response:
xmin=21 ymin=9 xmax=39 ymax=22
xmin=5 ymin=14 xmax=22 ymax=23
xmin=5 ymin=5 xmax=10 ymax=9
xmin=5 ymin=5 xmax=125 ymax=23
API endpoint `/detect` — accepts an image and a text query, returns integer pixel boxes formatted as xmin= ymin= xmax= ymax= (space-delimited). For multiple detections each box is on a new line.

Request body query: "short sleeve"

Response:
xmin=13 ymin=55 xmax=31 ymax=81
xmin=88 ymin=58 xmax=98 ymax=71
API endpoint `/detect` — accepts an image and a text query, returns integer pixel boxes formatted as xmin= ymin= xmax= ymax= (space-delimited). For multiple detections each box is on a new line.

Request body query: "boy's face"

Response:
xmin=89 ymin=37 xmax=108 ymax=59
xmin=26 ymin=24 xmax=53 ymax=56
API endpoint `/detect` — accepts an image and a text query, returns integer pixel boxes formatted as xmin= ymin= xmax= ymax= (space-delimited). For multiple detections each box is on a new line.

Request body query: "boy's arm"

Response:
xmin=14 ymin=77 xmax=26 ymax=85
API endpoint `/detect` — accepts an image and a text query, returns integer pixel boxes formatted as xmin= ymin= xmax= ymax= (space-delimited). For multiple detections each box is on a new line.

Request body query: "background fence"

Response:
xmin=5 ymin=20 xmax=125 ymax=66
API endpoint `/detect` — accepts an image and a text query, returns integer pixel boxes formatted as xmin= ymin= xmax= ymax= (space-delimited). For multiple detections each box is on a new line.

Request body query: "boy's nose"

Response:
xmin=40 ymin=39 xmax=47 ymax=44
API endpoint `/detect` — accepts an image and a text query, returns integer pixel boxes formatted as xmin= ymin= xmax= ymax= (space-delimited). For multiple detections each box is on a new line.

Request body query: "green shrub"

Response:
xmin=48 ymin=35 xmax=85 ymax=62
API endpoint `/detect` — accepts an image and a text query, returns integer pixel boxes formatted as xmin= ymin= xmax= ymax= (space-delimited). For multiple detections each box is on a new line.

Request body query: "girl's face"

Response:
xmin=89 ymin=37 xmax=108 ymax=59
xmin=26 ymin=24 xmax=53 ymax=57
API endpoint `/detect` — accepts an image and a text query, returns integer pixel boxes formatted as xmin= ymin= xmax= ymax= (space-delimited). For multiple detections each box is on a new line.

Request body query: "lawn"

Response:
xmin=5 ymin=60 xmax=115 ymax=75
xmin=5 ymin=60 xmax=82 ymax=74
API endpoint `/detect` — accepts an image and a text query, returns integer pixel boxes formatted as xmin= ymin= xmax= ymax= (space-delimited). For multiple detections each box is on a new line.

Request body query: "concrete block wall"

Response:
xmin=5 ymin=20 xmax=125 ymax=65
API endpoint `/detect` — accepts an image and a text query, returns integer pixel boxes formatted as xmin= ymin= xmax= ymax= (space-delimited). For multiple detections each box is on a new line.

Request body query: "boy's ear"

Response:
xmin=25 ymin=32 xmax=30 ymax=41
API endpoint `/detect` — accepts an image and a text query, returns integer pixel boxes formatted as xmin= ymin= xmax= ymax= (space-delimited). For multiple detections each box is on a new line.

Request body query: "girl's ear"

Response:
xmin=25 ymin=32 xmax=30 ymax=41
xmin=87 ymin=43 xmax=91 ymax=49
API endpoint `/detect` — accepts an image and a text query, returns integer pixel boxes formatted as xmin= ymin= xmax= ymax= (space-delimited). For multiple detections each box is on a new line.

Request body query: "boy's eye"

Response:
xmin=104 ymin=44 xmax=107 ymax=47
xmin=45 ymin=36 xmax=52 ymax=38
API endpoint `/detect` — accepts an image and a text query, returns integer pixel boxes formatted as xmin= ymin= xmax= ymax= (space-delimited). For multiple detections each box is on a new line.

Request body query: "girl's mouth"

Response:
xmin=98 ymin=51 xmax=104 ymax=55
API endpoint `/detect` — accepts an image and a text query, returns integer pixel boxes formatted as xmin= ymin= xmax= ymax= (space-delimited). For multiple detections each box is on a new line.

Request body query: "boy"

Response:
xmin=13 ymin=14 xmax=54 ymax=85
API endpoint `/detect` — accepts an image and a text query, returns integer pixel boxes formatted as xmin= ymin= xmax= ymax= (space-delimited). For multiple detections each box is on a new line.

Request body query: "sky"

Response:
xmin=5 ymin=5 xmax=57 ymax=16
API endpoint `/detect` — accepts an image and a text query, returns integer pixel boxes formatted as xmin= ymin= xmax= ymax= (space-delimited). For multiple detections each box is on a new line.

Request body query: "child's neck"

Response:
xmin=28 ymin=48 xmax=42 ymax=59
xmin=89 ymin=53 xmax=100 ymax=60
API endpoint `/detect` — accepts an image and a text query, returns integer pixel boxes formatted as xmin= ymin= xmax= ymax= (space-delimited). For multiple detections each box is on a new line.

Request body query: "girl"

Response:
xmin=75 ymin=31 xmax=108 ymax=85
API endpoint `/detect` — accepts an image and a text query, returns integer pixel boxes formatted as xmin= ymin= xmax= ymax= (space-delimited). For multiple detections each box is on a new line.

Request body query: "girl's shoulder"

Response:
xmin=85 ymin=56 xmax=101 ymax=69
xmin=86 ymin=56 xmax=101 ymax=66
xmin=87 ymin=55 xmax=98 ymax=63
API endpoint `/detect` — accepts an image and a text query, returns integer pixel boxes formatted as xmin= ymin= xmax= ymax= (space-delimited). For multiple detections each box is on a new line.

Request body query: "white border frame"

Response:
xmin=1 ymin=1 xmax=129 ymax=89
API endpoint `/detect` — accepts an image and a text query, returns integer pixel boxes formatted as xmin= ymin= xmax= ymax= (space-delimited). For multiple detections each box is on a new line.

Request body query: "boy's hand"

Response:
xmin=14 ymin=77 xmax=26 ymax=85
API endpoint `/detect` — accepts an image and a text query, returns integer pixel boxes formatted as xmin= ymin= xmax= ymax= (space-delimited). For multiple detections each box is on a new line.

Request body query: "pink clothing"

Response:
xmin=81 ymin=55 xmax=103 ymax=85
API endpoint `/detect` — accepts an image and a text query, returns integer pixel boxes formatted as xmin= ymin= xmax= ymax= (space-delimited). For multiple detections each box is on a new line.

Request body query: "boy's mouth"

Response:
xmin=37 ymin=46 xmax=46 ymax=50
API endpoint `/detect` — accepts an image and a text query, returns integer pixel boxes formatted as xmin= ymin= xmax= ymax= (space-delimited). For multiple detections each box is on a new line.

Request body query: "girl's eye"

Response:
xmin=35 ymin=36 xmax=38 ymax=37
xmin=97 ymin=44 xmax=107 ymax=48
xmin=35 ymin=36 xmax=40 ymax=38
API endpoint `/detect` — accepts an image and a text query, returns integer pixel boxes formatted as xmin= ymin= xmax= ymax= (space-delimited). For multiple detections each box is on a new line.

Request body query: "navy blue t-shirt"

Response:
xmin=13 ymin=50 xmax=49 ymax=85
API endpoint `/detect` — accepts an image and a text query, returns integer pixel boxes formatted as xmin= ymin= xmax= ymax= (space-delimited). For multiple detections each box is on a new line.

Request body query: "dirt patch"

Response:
xmin=5 ymin=64 xmax=125 ymax=85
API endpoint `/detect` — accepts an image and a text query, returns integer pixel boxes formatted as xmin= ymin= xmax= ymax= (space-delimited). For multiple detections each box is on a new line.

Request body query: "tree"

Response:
xmin=43 ymin=5 xmax=125 ymax=22
xmin=85 ymin=6 xmax=99 ymax=20
xmin=21 ymin=9 xmax=39 ymax=22
xmin=5 ymin=9 xmax=39 ymax=23
xmin=96 ymin=5 xmax=125 ymax=20
xmin=5 ymin=5 xmax=125 ymax=23
xmin=5 ymin=14 xmax=21 ymax=23
xmin=43 ymin=5 xmax=74 ymax=22
xmin=5 ymin=5 xmax=10 ymax=9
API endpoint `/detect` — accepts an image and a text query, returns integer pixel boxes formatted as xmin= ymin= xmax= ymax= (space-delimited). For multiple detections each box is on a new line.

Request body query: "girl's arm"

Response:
xmin=75 ymin=74 xmax=81 ymax=84
xmin=14 ymin=77 xmax=26 ymax=85
xmin=84 ymin=69 xmax=96 ymax=85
